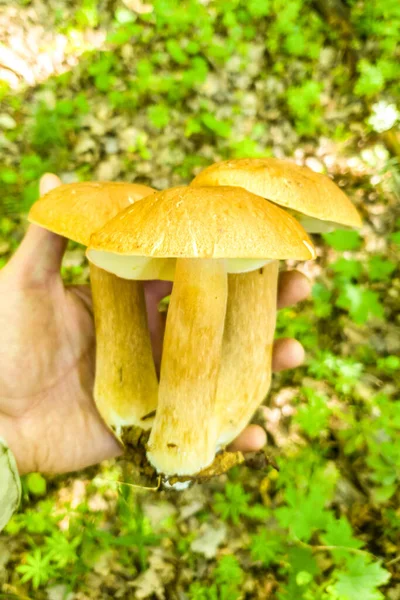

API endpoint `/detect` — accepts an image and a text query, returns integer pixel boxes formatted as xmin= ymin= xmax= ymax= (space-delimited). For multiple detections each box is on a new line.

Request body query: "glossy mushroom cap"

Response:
xmin=29 ymin=181 xmax=156 ymax=244
xmin=88 ymin=185 xmax=316 ymax=270
xmin=191 ymin=158 xmax=362 ymax=232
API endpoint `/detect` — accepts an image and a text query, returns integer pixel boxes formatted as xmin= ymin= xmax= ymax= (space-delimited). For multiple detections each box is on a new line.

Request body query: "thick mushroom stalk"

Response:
xmin=90 ymin=264 xmax=158 ymax=434
xmin=147 ymin=258 xmax=228 ymax=476
xmin=87 ymin=184 xmax=316 ymax=477
xmin=28 ymin=181 xmax=160 ymax=437
xmin=216 ymin=261 xmax=279 ymax=446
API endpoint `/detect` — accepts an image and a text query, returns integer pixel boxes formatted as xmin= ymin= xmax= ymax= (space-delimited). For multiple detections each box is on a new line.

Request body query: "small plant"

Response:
xmin=294 ymin=387 xmax=331 ymax=439
xmin=250 ymin=530 xmax=284 ymax=567
xmin=189 ymin=555 xmax=244 ymax=600
xmin=286 ymin=81 xmax=323 ymax=136
xmin=16 ymin=549 xmax=56 ymax=590
xmin=213 ymin=482 xmax=251 ymax=524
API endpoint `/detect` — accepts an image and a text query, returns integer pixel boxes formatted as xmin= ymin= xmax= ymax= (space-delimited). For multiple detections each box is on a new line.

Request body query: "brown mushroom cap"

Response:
xmin=88 ymin=185 xmax=316 ymax=261
xmin=29 ymin=181 xmax=156 ymax=245
xmin=191 ymin=158 xmax=362 ymax=230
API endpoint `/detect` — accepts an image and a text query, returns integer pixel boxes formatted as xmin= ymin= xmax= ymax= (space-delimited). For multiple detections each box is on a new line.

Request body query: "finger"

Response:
xmin=277 ymin=270 xmax=311 ymax=309
xmin=8 ymin=174 xmax=67 ymax=283
xmin=228 ymin=424 xmax=267 ymax=452
xmin=144 ymin=281 xmax=173 ymax=374
xmin=272 ymin=338 xmax=305 ymax=372
xmin=39 ymin=173 xmax=62 ymax=196
xmin=69 ymin=285 xmax=93 ymax=314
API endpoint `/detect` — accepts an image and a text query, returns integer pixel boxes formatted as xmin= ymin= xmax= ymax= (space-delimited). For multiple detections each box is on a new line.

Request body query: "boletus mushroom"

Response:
xmin=28 ymin=181 xmax=159 ymax=436
xmin=191 ymin=157 xmax=362 ymax=446
xmin=191 ymin=158 xmax=362 ymax=233
xmin=87 ymin=185 xmax=315 ymax=478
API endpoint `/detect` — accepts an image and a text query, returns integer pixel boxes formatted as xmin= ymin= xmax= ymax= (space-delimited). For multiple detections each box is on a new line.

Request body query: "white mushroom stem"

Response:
xmin=216 ymin=260 xmax=279 ymax=446
xmin=147 ymin=258 xmax=228 ymax=476
xmin=90 ymin=264 xmax=158 ymax=435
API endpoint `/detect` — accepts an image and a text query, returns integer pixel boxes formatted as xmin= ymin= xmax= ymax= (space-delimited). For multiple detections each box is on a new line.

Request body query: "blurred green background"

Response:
xmin=0 ymin=0 xmax=399 ymax=598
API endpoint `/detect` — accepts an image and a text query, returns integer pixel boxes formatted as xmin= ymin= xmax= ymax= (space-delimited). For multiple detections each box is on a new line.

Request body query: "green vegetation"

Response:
xmin=1 ymin=0 xmax=399 ymax=597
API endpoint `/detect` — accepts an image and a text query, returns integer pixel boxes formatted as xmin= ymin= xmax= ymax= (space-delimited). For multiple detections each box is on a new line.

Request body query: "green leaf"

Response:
xmin=0 ymin=168 xmax=18 ymax=184
xmin=355 ymin=61 xmax=385 ymax=97
xmin=331 ymin=258 xmax=362 ymax=280
xmin=186 ymin=40 xmax=200 ymax=54
xmin=166 ymin=39 xmax=188 ymax=64
xmin=244 ymin=503 xmax=270 ymax=521
xmin=56 ymin=99 xmax=75 ymax=116
xmin=287 ymin=81 xmax=322 ymax=119
xmin=74 ymin=93 xmax=90 ymax=115
xmin=250 ymin=530 xmax=284 ymax=566
xmin=201 ymin=114 xmax=232 ymax=138
xmin=214 ymin=555 xmax=243 ymax=586
xmin=248 ymin=0 xmax=270 ymax=17
xmin=214 ymin=482 xmax=250 ymax=524
xmin=285 ymin=31 xmax=307 ymax=56
xmin=308 ymin=351 xmax=364 ymax=393
xmin=312 ymin=283 xmax=333 ymax=318
xmin=25 ymin=473 xmax=47 ymax=496
xmin=281 ymin=547 xmax=319 ymax=600
xmin=95 ymin=73 xmax=113 ymax=91
xmin=0 ymin=218 xmax=15 ymax=235
xmin=377 ymin=355 xmax=400 ymax=373
xmin=389 ymin=231 xmax=400 ymax=246
xmin=323 ymin=230 xmax=363 ymax=251
xmin=296 ymin=571 xmax=313 ymax=586
xmin=368 ymin=256 xmax=396 ymax=281
xmin=331 ymin=557 xmax=390 ymax=600
xmin=294 ymin=388 xmax=331 ymax=439
xmin=185 ymin=117 xmax=203 ymax=137
xmin=288 ymin=546 xmax=320 ymax=576
xmin=336 ymin=284 xmax=384 ymax=324
xmin=229 ymin=137 xmax=266 ymax=158
xmin=44 ymin=531 xmax=80 ymax=568
xmin=108 ymin=27 xmax=134 ymax=45
xmin=17 ymin=549 xmax=55 ymax=589
xmin=147 ymin=105 xmax=170 ymax=129
xmin=189 ymin=582 xmax=214 ymax=600
xmin=276 ymin=483 xmax=331 ymax=541
xmin=320 ymin=516 xmax=364 ymax=562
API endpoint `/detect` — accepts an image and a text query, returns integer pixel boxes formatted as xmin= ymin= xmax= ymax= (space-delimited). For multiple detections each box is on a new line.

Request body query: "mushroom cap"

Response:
xmin=29 ymin=181 xmax=156 ymax=246
xmin=89 ymin=185 xmax=316 ymax=260
xmin=191 ymin=158 xmax=362 ymax=230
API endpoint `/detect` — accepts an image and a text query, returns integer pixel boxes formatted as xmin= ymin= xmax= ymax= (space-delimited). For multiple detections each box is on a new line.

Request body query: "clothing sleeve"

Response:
xmin=0 ymin=437 xmax=21 ymax=532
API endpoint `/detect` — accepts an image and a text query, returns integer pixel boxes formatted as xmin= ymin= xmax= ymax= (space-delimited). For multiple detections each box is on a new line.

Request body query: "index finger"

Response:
xmin=277 ymin=270 xmax=311 ymax=309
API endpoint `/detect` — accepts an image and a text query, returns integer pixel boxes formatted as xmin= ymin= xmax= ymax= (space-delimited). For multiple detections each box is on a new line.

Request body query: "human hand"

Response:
xmin=0 ymin=174 xmax=310 ymax=475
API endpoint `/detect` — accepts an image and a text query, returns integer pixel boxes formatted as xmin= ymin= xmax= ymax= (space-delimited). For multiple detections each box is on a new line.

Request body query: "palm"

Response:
xmin=0 ymin=270 xmax=120 ymax=474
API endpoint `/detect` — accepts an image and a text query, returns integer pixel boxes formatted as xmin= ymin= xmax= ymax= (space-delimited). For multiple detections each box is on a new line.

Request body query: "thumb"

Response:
xmin=7 ymin=174 xmax=67 ymax=283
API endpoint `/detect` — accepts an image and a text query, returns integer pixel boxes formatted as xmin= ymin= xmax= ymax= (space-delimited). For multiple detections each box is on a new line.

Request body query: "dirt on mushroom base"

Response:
xmin=120 ymin=426 xmax=276 ymax=489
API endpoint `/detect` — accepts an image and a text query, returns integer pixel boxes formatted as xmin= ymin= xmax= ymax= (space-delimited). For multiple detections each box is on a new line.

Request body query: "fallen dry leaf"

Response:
xmin=190 ymin=522 xmax=227 ymax=559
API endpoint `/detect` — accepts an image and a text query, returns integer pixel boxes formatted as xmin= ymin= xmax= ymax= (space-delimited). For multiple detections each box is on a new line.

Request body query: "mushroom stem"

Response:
xmin=147 ymin=258 xmax=228 ymax=476
xmin=216 ymin=260 xmax=279 ymax=446
xmin=90 ymin=263 xmax=158 ymax=434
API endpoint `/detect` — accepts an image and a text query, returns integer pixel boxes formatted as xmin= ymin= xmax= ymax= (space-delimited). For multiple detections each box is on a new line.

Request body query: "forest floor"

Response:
xmin=0 ymin=1 xmax=400 ymax=599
